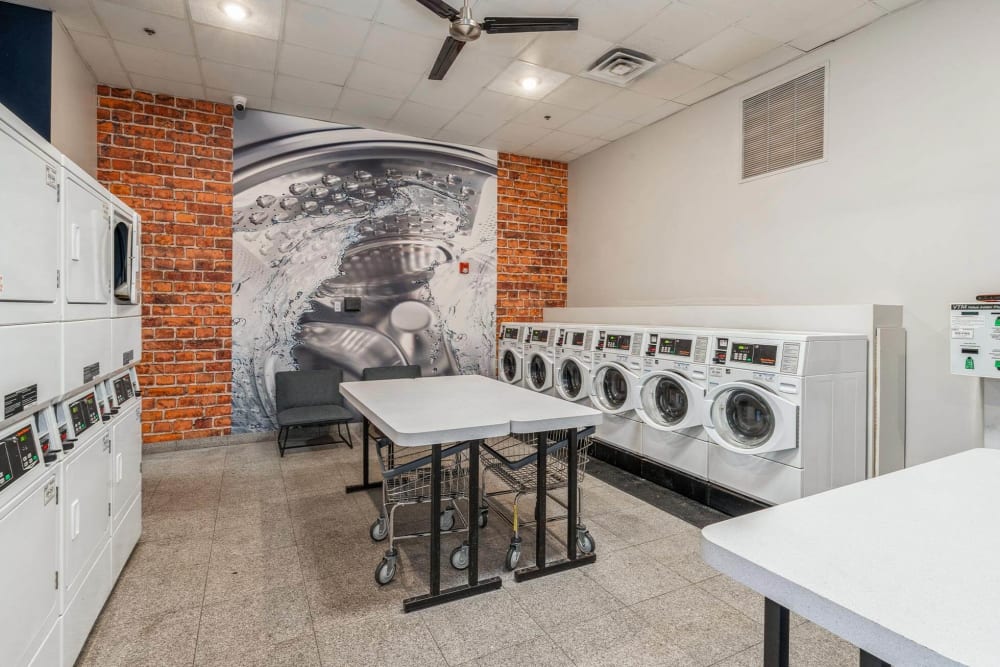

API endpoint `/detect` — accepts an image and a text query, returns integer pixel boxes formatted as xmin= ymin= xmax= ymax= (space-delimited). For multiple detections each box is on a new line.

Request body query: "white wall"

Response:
xmin=568 ymin=0 xmax=998 ymax=467
xmin=50 ymin=18 xmax=96 ymax=176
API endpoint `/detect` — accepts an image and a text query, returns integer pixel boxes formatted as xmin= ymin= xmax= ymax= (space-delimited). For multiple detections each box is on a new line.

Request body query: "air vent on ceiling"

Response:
xmin=583 ymin=48 xmax=658 ymax=86
xmin=742 ymin=66 xmax=826 ymax=180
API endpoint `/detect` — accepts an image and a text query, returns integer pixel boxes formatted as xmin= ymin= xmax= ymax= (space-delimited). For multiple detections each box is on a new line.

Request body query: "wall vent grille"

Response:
xmin=742 ymin=67 xmax=826 ymax=179
xmin=583 ymin=48 xmax=658 ymax=87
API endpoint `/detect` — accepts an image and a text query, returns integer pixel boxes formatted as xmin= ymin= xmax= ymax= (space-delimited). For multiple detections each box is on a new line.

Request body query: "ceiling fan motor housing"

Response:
xmin=450 ymin=17 xmax=482 ymax=42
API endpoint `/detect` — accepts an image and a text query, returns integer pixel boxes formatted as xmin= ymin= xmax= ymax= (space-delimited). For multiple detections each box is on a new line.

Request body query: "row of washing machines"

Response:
xmin=498 ymin=322 xmax=868 ymax=506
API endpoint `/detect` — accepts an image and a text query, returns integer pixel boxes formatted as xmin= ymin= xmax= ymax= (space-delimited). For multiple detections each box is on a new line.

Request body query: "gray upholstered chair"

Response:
xmin=275 ymin=368 xmax=354 ymax=457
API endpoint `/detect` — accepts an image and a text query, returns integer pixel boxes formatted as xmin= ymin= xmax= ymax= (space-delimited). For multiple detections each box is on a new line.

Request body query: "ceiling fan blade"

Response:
xmin=414 ymin=0 xmax=460 ymax=20
xmin=482 ymin=17 xmax=579 ymax=34
xmin=429 ymin=37 xmax=466 ymax=80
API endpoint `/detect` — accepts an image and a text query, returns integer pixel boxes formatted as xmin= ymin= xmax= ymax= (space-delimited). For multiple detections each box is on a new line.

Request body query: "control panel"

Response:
xmin=556 ymin=328 xmax=594 ymax=350
xmin=712 ymin=336 xmax=800 ymax=373
xmin=68 ymin=391 xmax=101 ymax=437
xmin=502 ymin=326 xmax=521 ymax=341
xmin=529 ymin=328 xmax=550 ymax=343
xmin=0 ymin=422 xmax=41 ymax=496
xmin=645 ymin=332 xmax=710 ymax=364
xmin=950 ymin=303 xmax=1000 ymax=377
xmin=113 ymin=374 xmax=135 ymax=406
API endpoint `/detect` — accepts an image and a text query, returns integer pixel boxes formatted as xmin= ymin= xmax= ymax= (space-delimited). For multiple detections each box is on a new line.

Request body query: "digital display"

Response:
xmin=730 ymin=342 xmax=778 ymax=366
xmin=659 ymin=337 xmax=693 ymax=357
xmin=605 ymin=334 xmax=631 ymax=351
xmin=503 ymin=327 xmax=520 ymax=340
xmin=0 ymin=425 xmax=39 ymax=493
xmin=571 ymin=332 xmax=585 ymax=347
xmin=83 ymin=395 xmax=100 ymax=425
xmin=114 ymin=377 xmax=134 ymax=405
xmin=530 ymin=329 xmax=549 ymax=343
xmin=69 ymin=393 xmax=101 ymax=435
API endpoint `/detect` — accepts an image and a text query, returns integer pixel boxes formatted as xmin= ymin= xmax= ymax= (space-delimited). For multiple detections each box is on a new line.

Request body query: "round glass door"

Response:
xmin=640 ymin=374 xmax=688 ymax=427
xmin=594 ymin=365 xmax=629 ymax=411
xmin=559 ymin=359 xmax=583 ymax=399
xmin=710 ymin=387 xmax=775 ymax=449
xmin=529 ymin=354 xmax=548 ymax=389
xmin=501 ymin=350 xmax=518 ymax=382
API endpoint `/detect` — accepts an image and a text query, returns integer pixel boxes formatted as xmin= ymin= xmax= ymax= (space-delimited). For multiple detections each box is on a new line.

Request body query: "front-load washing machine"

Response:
xmin=637 ymin=328 xmax=713 ymax=480
xmin=703 ymin=331 xmax=868 ymax=505
xmin=554 ymin=324 xmax=600 ymax=403
xmin=589 ymin=326 xmax=646 ymax=457
xmin=497 ymin=322 xmax=530 ymax=385
xmin=522 ymin=323 xmax=559 ymax=394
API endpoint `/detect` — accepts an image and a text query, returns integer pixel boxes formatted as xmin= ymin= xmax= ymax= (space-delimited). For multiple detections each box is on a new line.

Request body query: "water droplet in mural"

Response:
xmin=289 ymin=182 xmax=309 ymax=195
xmin=279 ymin=196 xmax=298 ymax=210
xmin=354 ymin=170 xmax=373 ymax=182
xmin=416 ymin=169 xmax=433 ymax=181
xmin=301 ymin=199 xmax=319 ymax=213
xmin=361 ymin=188 xmax=376 ymax=199
xmin=460 ymin=186 xmax=475 ymax=198
xmin=331 ymin=192 xmax=347 ymax=203
xmin=447 ymin=174 xmax=462 ymax=185
xmin=311 ymin=186 xmax=330 ymax=198
xmin=322 ymin=174 xmax=343 ymax=189
xmin=249 ymin=211 xmax=268 ymax=225
xmin=256 ymin=194 xmax=276 ymax=208
xmin=273 ymin=211 xmax=292 ymax=223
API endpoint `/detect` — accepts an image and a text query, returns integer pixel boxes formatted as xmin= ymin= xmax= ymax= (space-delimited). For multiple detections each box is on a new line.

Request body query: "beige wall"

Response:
xmin=50 ymin=18 xmax=96 ymax=176
xmin=568 ymin=0 xmax=997 ymax=468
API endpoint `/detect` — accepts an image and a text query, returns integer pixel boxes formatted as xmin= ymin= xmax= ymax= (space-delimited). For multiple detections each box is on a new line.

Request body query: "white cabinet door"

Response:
xmin=111 ymin=405 xmax=141 ymax=523
xmin=62 ymin=430 xmax=111 ymax=593
xmin=63 ymin=175 xmax=110 ymax=306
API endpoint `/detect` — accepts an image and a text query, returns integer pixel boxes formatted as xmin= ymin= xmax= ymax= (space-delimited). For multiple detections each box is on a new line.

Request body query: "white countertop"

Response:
xmin=701 ymin=448 xmax=1000 ymax=666
xmin=340 ymin=374 xmax=602 ymax=447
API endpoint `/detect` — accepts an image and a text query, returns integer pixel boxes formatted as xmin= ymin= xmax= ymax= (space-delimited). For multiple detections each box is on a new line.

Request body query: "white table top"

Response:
xmin=340 ymin=374 xmax=602 ymax=447
xmin=701 ymin=448 xmax=1000 ymax=666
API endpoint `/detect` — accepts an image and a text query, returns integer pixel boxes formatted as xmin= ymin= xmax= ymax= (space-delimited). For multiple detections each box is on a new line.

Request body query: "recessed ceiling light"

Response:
xmin=518 ymin=76 xmax=540 ymax=91
xmin=220 ymin=1 xmax=249 ymax=21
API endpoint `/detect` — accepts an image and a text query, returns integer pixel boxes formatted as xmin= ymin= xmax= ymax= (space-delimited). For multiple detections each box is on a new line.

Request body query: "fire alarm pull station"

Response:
xmin=459 ymin=262 xmax=470 ymax=274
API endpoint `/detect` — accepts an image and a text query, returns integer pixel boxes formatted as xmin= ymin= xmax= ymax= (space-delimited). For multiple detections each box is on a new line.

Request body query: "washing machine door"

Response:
xmin=526 ymin=352 xmax=552 ymax=391
xmin=703 ymin=382 xmax=798 ymax=454
xmin=590 ymin=362 xmax=636 ymax=414
xmin=636 ymin=371 xmax=703 ymax=431
xmin=499 ymin=348 xmax=521 ymax=383
xmin=555 ymin=356 xmax=589 ymax=401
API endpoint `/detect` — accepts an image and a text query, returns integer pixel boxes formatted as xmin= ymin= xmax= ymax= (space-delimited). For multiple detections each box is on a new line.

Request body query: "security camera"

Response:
xmin=232 ymin=95 xmax=247 ymax=113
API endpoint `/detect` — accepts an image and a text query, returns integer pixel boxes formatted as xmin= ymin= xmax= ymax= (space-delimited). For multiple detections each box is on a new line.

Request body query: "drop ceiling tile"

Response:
xmin=513 ymin=102 xmax=582 ymax=129
xmin=375 ymin=0 xmax=449 ymax=39
xmin=525 ymin=145 xmax=570 ymax=160
xmin=790 ymin=1 xmax=886 ymax=51
xmin=569 ymin=0 xmax=672 ymax=43
xmin=93 ymin=1 xmax=195 ymax=54
xmin=284 ymin=1 xmax=370 ymax=56
xmin=677 ymin=26 xmax=781 ymax=74
xmin=107 ymin=0 xmax=186 ymax=17
xmin=337 ymin=88 xmax=404 ymax=119
xmin=679 ymin=0 xmax=772 ymax=23
xmin=589 ymin=89 xmax=665 ymax=121
xmin=205 ymin=87 xmax=270 ymax=110
xmin=274 ymin=74 xmax=343 ymax=108
xmin=130 ymin=74 xmax=205 ymax=99
xmin=625 ymin=2 xmax=731 ymax=62
xmin=68 ymin=32 xmax=127 ymax=83
xmin=440 ymin=112 xmax=507 ymax=142
xmin=599 ymin=120 xmax=642 ymax=141
xmin=484 ymin=122 xmax=552 ymax=149
xmin=527 ymin=130 xmax=590 ymax=154
xmin=434 ymin=127 xmax=489 ymax=147
xmin=202 ymin=61 xmax=275 ymax=98
xmin=488 ymin=61 xmax=570 ymax=100
xmin=360 ymin=24 xmax=443 ymax=75
xmin=188 ymin=0 xmax=284 ymax=40
xmin=571 ymin=136 xmax=609 ymax=155
xmin=631 ymin=99 xmax=686 ymax=125
xmin=115 ymin=42 xmax=202 ymax=82
xmin=301 ymin=0 xmax=379 ymax=19
xmin=346 ymin=60 xmax=423 ymax=99
xmin=725 ymin=44 xmax=803 ymax=81
xmin=557 ymin=112 xmax=622 ymax=138
xmin=193 ymin=25 xmax=278 ymax=72
xmin=329 ymin=109 xmax=389 ymax=130
xmin=872 ymin=0 xmax=920 ymax=9
xmin=737 ymin=0 xmax=868 ymax=43
xmin=48 ymin=1 xmax=108 ymax=35
xmin=389 ymin=100 xmax=456 ymax=135
xmin=541 ymin=77 xmax=619 ymax=111
xmin=408 ymin=78 xmax=484 ymax=111
xmin=673 ymin=74 xmax=735 ymax=104
xmin=463 ymin=91 xmax=537 ymax=121
xmin=518 ymin=31 xmax=615 ymax=75
xmin=277 ymin=44 xmax=355 ymax=86
xmin=628 ymin=61 xmax=717 ymax=99
xmin=438 ymin=47 xmax=513 ymax=88
xmin=271 ymin=99 xmax=334 ymax=121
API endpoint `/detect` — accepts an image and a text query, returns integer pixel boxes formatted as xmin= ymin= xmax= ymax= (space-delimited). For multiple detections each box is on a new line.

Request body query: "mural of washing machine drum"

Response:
xmin=590 ymin=362 xmax=637 ymax=414
xmin=555 ymin=356 xmax=590 ymax=401
xmin=499 ymin=349 xmax=522 ymax=384
xmin=636 ymin=371 xmax=703 ymax=431
xmin=703 ymin=382 xmax=798 ymax=454
xmin=526 ymin=352 xmax=553 ymax=391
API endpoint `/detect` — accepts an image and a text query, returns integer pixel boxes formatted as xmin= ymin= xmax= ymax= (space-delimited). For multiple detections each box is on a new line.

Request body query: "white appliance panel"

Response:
xmin=62 ymin=319 xmax=113 ymax=393
xmin=62 ymin=541 xmax=112 ymax=667
xmin=62 ymin=429 xmax=111 ymax=595
xmin=63 ymin=173 xmax=111 ymax=310
xmin=0 ymin=322 xmax=62 ymax=416
xmin=111 ymin=316 xmax=141 ymax=371
xmin=111 ymin=404 xmax=141 ymax=524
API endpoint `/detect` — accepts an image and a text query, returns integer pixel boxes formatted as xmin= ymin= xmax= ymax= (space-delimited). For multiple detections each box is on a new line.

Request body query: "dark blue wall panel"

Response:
xmin=0 ymin=2 xmax=52 ymax=139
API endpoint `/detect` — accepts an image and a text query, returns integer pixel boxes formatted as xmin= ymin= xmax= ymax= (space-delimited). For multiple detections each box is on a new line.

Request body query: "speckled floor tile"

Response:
xmin=462 ymin=635 xmax=572 ymax=667
xmin=196 ymin=634 xmax=323 ymax=667
xmin=635 ymin=527 xmax=720 ymax=583
xmin=506 ymin=568 xmax=622 ymax=632
xmin=99 ymin=563 xmax=207 ymax=626
xmin=205 ymin=544 xmax=305 ymax=603
xmin=548 ymin=607 xmax=691 ymax=667
xmin=582 ymin=544 xmax=690 ymax=605
xmin=124 ymin=534 xmax=214 ymax=576
xmin=313 ymin=609 xmax=445 ymax=666
xmin=77 ymin=607 xmax=200 ymax=667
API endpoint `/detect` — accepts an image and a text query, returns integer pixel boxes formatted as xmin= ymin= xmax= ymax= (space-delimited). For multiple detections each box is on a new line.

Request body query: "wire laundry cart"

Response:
xmin=368 ymin=437 xmax=479 ymax=585
xmin=473 ymin=427 xmax=597 ymax=570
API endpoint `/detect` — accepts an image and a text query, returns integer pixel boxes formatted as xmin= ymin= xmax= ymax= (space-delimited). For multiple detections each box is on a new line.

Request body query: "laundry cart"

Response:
xmin=369 ymin=438 xmax=475 ymax=585
xmin=477 ymin=427 xmax=597 ymax=570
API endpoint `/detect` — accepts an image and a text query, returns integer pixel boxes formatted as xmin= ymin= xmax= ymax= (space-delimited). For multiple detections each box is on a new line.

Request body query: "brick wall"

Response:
xmin=496 ymin=153 xmax=569 ymax=325
xmin=96 ymin=86 xmax=233 ymax=444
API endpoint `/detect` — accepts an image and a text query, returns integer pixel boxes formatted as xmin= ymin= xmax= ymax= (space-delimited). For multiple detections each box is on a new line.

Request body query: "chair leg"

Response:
xmin=278 ymin=426 xmax=286 ymax=457
xmin=345 ymin=422 xmax=354 ymax=449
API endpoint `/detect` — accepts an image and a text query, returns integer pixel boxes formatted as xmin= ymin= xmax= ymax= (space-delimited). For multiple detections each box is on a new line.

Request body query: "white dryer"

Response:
xmin=497 ymin=322 xmax=530 ymax=385
xmin=589 ymin=326 xmax=645 ymax=456
xmin=554 ymin=324 xmax=600 ymax=403
xmin=522 ymin=323 xmax=559 ymax=394
xmin=703 ymin=331 xmax=868 ymax=505
xmin=636 ymin=328 xmax=713 ymax=480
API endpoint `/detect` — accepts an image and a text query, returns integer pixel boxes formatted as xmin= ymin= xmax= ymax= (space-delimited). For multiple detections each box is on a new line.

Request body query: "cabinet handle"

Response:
xmin=70 ymin=500 xmax=80 ymax=539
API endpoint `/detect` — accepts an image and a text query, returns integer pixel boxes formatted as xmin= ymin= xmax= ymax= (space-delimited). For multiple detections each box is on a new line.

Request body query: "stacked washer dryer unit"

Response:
xmin=0 ymin=101 xmax=143 ymax=667
xmin=553 ymin=324 xmax=601 ymax=405
xmin=589 ymin=326 xmax=646 ymax=457
xmin=636 ymin=328 xmax=713 ymax=480
xmin=522 ymin=323 xmax=560 ymax=395
xmin=703 ymin=331 xmax=867 ymax=505
xmin=497 ymin=322 xmax=531 ymax=385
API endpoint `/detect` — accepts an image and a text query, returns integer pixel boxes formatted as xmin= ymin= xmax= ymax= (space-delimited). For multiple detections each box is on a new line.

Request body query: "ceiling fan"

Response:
xmin=415 ymin=0 xmax=579 ymax=80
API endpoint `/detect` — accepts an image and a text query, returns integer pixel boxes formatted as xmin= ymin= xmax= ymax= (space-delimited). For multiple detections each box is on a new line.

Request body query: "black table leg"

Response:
xmin=515 ymin=428 xmax=596 ymax=582
xmin=535 ymin=431 xmax=548 ymax=568
xmin=403 ymin=440 xmax=501 ymax=612
xmin=346 ymin=416 xmax=380 ymax=493
xmin=764 ymin=598 xmax=790 ymax=667
xmin=860 ymin=650 xmax=891 ymax=666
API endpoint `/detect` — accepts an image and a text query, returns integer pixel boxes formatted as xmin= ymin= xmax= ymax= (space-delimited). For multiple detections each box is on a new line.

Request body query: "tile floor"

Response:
xmin=78 ymin=429 xmax=860 ymax=666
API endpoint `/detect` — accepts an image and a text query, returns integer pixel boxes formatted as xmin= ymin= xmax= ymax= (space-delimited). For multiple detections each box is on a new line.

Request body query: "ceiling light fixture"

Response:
xmin=518 ymin=76 xmax=540 ymax=91
xmin=220 ymin=1 xmax=249 ymax=21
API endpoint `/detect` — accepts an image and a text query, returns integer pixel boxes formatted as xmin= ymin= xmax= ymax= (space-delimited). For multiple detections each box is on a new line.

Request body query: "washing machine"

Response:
xmin=497 ymin=322 xmax=530 ymax=384
xmin=522 ymin=323 xmax=559 ymax=394
xmin=554 ymin=324 xmax=600 ymax=403
xmin=703 ymin=331 xmax=868 ymax=505
xmin=589 ymin=326 xmax=646 ymax=456
xmin=637 ymin=328 xmax=713 ymax=480
xmin=101 ymin=369 xmax=142 ymax=580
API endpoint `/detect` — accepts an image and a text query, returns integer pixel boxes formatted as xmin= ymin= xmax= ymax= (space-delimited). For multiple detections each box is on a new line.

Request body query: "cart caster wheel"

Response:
xmin=577 ymin=529 xmax=596 ymax=555
xmin=440 ymin=510 xmax=455 ymax=532
xmin=369 ymin=517 xmax=388 ymax=542
xmin=478 ymin=509 xmax=488 ymax=528
xmin=375 ymin=557 xmax=397 ymax=586
xmin=450 ymin=544 xmax=469 ymax=570
xmin=504 ymin=545 xmax=521 ymax=571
